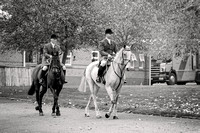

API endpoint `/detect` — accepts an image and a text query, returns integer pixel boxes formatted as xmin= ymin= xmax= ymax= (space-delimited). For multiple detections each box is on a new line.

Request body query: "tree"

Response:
xmin=146 ymin=0 xmax=200 ymax=58
xmin=1 ymin=0 xmax=199 ymax=61
xmin=0 ymin=0 xmax=100 ymax=63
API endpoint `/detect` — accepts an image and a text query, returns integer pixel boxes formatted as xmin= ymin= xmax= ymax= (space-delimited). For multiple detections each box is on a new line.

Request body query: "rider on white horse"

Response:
xmin=39 ymin=34 xmax=67 ymax=86
xmin=96 ymin=29 xmax=118 ymax=83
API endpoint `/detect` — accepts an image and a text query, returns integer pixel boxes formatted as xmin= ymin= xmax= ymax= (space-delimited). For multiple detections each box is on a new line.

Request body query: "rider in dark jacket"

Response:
xmin=96 ymin=29 xmax=118 ymax=83
xmin=39 ymin=34 xmax=67 ymax=86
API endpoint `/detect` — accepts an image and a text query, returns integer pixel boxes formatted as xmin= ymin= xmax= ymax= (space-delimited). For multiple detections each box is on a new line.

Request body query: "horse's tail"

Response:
xmin=78 ymin=69 xmax=87 ymax=92
xmin=28 ymin=81 xmax=35 ymax=95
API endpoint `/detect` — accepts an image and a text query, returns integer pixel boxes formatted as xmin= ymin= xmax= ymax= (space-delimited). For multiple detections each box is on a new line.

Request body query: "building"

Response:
xmin=0 ymin=47 xmax=150 ymax=86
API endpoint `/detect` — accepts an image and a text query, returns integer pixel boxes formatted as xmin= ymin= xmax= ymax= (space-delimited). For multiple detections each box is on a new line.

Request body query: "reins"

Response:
xmin=111 ymin=50 xmax=130 ymax=91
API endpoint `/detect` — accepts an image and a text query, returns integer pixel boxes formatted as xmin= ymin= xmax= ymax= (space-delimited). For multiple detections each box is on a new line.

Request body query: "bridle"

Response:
xmin=47 ymin=56 xmax=61 ymax=78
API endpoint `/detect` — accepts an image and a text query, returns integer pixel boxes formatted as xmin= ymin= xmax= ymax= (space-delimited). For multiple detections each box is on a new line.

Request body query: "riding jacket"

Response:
xmin=99 ymin=38 xmax=118 ymax=59
xmin=42 ymin=42 xmax=62 ymax=65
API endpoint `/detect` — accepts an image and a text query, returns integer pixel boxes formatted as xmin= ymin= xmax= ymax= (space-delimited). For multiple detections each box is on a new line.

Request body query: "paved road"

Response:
xmin=0 ymin=98 xmax=200 ymax=133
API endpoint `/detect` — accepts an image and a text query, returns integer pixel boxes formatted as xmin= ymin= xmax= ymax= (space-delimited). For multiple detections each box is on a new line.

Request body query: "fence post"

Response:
xmin=65 ymin=52 xmax=73 ymax=67
xmin=23 ymin=51 xmax=26 ymax=67
xmin=149 ymin=55 xmax=151 ymax=86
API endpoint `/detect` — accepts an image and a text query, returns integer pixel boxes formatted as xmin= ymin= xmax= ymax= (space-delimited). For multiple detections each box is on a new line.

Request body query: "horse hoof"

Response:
xmin=105 ymin=113 xmax=110 ymax=118
xmin=35 ymin=106 xmax=39 ymax=111
xmin=39 ymin=112 xmax=44 ymax=116
xmin=51 ymin=113 xmax=56 ymax=116
xmin=113 ymin=116 xmax=119 ymax=119
xmin=96 ymin=115 xmax=102 ymax=119
xmin=56 ymin=112 xmax=61 ymax=116
xmin=85 ymin=114 xmax=90 ymax=117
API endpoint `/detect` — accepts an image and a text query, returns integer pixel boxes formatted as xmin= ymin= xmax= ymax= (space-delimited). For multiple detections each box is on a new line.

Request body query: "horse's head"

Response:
xmin=49 ymin=55 xmax=61 ymax=77
xmin=114 ymin=45 xmax=132 ymax=66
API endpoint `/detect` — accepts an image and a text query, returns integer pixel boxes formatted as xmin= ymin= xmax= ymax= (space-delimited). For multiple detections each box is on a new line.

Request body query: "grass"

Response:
xmin=0 ymin=85 xmax=200 ymax=119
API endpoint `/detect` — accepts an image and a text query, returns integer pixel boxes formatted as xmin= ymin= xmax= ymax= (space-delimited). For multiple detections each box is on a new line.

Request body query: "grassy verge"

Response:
xmin=0 ymin=85 xmax=200 ymax=119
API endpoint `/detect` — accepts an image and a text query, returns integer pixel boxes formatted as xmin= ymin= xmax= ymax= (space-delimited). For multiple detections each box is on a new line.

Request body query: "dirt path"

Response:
xmin=0 ymin=98 xmax=200 ymax=133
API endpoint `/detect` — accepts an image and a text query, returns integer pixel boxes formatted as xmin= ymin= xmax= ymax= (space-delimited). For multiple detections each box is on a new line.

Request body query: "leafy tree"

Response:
xmin=1 ymin=0 xmax=200 ymax=62
xmin=146 ymin=0 xmax=200 ymax=58
xmin=0 ymin=0 xmax=99 ymax=63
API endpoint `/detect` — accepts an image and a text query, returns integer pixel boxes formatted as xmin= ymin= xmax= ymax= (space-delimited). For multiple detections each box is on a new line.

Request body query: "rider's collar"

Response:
xmin=51 ymin=42 xmax=55 ymax=48
xmin=105 ymin=37 xmax=111 ymax=44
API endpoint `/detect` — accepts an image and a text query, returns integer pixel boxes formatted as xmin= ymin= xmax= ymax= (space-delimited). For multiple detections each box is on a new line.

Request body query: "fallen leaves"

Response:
xmin=1 ymin=85 xmax=200 ymax=119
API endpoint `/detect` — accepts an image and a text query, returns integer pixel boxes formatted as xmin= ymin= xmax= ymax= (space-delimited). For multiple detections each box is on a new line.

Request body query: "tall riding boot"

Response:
xmin=39 ymin=70 xmax=46 ymax=86
xmin=63 ymin=70 xmax=68 ymax=83
xmin=96 ymin=66 xmax=104 ymax=83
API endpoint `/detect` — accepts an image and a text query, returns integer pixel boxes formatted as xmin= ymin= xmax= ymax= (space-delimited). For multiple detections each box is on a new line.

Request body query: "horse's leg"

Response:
xmin=87 ymin=79 xmax=101 ymax=118
xmin=85 ymin=94 xmax=92 ymax=117
xmin=50 ymin=87 xmax=57 ymax=116
xmin=105 ymin=86 xmax=115 ymax=118
xmin=113 ymin=86 xmax=122 ymax=119
xmin=112 ymin=94 xmax=119 ymax=119
xmin=55 ymin=86 xmax=62 ymax=116
xmin=105 ymin=103 xmax=114 ymax=118
xmin=92 ymin=85 xmax=101 ymax=118
xmin=50 ymin=87 xmax=61 ymax=116
xmin=38 ymin=86 xmax=47 ymax=116
xmin=34 ymin=83 xmax=44 ymax=116
xmin=35 ymin=84 xmax=40 ymax=111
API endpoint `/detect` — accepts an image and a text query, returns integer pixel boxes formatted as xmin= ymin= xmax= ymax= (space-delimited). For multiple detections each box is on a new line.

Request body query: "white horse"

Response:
xmin=78 ymin=45 xmax=132 ymax=119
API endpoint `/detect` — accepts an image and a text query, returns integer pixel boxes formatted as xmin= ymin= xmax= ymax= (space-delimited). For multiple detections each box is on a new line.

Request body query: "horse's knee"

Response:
xmin=42 ymin=66 xmax=48 ymax=71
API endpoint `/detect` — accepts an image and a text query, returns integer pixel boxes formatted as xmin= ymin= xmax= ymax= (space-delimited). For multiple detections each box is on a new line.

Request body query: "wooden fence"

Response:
xmin=0 ymin=62 xmax=150 ymax=86
xmin=0 ymin=67 xmax=34 ymax=86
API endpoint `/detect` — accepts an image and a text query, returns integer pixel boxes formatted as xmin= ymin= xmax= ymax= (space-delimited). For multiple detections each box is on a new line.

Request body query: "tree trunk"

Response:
xmin=62 ymin=48 xmax=68 ymax=64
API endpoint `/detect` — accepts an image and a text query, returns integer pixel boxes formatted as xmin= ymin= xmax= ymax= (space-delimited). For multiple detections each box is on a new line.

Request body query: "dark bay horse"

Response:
xmin=28 ymin=55 xmax=65 ymax=116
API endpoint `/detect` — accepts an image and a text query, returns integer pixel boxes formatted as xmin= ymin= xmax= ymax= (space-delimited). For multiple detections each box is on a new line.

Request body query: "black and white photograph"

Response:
xmin=0 ymin=0 xmax=200 ymax=133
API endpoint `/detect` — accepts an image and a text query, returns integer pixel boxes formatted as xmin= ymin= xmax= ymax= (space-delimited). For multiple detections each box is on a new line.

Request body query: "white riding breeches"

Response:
xmin=42 ymin=66 xmax=48 ymax=71
xmin=42 ymin=65 xmax=66 ymax=71
xmin=62 ymin=65 xmax=66 ymax=70
xmin=100 ymin=59 xmax=107 ymax=67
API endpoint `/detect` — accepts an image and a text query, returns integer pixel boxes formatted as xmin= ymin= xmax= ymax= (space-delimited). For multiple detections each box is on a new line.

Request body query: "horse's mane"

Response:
xmin=114 ymin=47 xmax=124 ymax=63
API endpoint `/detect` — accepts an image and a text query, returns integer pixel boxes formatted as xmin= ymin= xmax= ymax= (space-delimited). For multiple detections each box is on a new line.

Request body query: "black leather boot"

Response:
xmin=96 ymin=66 xmax=104 ymax=83
xmin=63 ymin=70 xmax=68 ymax=83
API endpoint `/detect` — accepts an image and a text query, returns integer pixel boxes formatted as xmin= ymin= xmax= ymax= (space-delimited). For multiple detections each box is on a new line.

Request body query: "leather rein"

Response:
xmin=111 ymin=50 xmax=130 ymax=91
